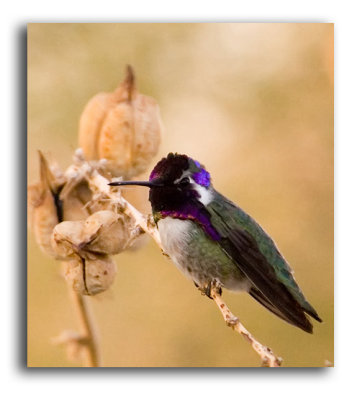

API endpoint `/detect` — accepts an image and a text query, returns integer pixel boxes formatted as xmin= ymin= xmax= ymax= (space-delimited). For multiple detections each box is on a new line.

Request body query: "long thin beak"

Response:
xmin=108 ymin=180 xmax=163 ymax=188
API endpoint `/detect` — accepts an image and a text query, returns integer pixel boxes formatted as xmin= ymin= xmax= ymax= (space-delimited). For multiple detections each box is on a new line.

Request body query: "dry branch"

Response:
xmin=211 ymin=289 xmax=282 ymax=367
xmin=51 ymin=286 xmax=101 ymax=367
xmin=69 ymin=288 xmax=101 ymax=367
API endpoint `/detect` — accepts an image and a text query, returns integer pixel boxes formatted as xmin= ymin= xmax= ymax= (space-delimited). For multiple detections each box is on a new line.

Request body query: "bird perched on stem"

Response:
xmin=110 ymin=153 xmax=322 ymax=333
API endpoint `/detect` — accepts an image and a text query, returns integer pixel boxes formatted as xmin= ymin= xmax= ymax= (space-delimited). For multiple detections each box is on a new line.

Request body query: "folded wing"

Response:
xmin=207 ymin=192 xmax=322 ymax=333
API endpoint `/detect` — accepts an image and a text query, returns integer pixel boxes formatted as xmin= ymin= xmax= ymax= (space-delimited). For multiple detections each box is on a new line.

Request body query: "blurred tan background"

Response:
xmin=27 ymin=23 xmax=333 ymax=367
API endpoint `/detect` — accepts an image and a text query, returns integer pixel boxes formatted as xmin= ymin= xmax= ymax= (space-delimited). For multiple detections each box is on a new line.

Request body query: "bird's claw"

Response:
xmin=196 ymin=280 xmax=222 ymax=299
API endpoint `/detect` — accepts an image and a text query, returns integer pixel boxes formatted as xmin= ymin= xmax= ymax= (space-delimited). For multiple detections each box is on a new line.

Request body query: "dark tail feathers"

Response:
xmin=249 ymin=287 xmax=321 ymax=334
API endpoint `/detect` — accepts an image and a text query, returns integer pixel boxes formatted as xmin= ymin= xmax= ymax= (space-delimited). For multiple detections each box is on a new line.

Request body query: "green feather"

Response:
xmin=207 ymin=191 xmax=320 ymax=320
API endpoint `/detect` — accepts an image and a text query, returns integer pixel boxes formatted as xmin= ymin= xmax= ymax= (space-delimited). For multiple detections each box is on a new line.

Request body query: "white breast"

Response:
xmin=157 ymin=218 xmax=193 ymax=277
xmin=158 ymin=217 xmax=192 ymax=254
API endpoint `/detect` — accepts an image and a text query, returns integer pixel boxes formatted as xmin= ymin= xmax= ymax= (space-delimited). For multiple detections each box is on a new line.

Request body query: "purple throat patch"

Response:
xmin=161 ymin=206 xmax=221 ymax=241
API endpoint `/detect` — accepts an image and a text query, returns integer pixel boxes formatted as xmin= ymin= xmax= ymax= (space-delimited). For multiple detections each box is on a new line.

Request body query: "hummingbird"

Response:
xmin=109 ymin=153 xmax=322 ymax=333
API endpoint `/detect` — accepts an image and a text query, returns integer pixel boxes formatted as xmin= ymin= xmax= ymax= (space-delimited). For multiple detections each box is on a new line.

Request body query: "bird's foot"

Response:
xmin=209 ymin=279 xmax=223 ymax=298
xmin=196 ymin=280 xmax=222 ymax=299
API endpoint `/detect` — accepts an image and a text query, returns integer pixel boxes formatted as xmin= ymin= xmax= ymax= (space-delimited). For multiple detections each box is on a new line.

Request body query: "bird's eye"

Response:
xmin=179 ymin=177 xmax=190 ymax=186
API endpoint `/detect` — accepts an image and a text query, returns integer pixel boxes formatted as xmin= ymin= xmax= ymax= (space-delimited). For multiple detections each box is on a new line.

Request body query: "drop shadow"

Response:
xmin=16 ymin=24 xmax=28 ymax=371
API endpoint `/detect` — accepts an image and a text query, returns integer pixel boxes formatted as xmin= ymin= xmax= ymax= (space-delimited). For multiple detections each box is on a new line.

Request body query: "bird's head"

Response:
xmin=109 ymin=153 xmax=213 ymax=217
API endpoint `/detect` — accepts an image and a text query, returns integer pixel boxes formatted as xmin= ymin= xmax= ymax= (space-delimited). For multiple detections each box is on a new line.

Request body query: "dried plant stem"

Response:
xmin=69 ymin=288 xmax=101 ymax=367
xmin=211 ymin=289 xmax=282 ymax=367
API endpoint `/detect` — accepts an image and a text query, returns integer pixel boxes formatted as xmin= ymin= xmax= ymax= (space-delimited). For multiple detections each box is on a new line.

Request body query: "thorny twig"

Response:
xmin=69 ymin=150 xmax=283 ymax=367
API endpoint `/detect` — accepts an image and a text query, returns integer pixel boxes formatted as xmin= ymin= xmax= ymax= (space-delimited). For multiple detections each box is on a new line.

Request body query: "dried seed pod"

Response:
xmin=78 ymin=93 xmax=117 ymax=160
xmin=38 ymin=150 xmax=66 ymax=193
xmin=78 ymin=66 xmax=162 ymax=178
xmin=83 ymin=210 xmax=131 ymax=255
xmin=63 ymin=255 xmax=117 ymax=296
xmin=51 ymin=221 xmax=85 ymax=259
xmin=28 ymin=152 xmax=64 ymax=257
xmin=62 ymin=180 xmax=92 ymax=221
xmin=30 ymin=186 xmax=60 ymax=257
xmin=62 ymin=194 xmax=90 ymax=222
xmin=51 ymin=210 xmax=132 ymax=259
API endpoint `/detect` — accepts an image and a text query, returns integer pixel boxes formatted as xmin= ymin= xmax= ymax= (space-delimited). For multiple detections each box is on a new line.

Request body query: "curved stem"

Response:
xmin=69 ymin=288 xmax=101 ymax=367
